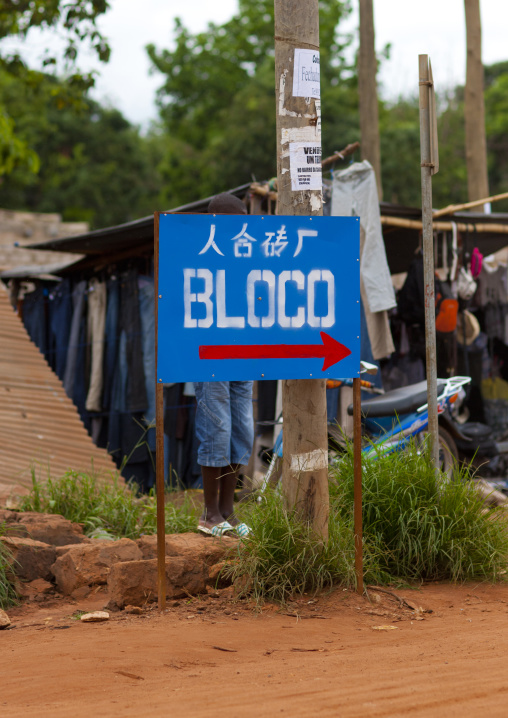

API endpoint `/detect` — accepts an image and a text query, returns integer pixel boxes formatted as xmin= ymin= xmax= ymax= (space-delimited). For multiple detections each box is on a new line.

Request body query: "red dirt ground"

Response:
xmin=2 ymin=581 xmax=508 ymax=717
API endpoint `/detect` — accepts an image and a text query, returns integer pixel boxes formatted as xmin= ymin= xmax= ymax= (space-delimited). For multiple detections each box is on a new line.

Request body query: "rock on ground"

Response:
xmin=207 ymin=561 xmax=233 ymax=589
xmin=107 ymin=556 xmax=210 ymax=610
xmin=137 ymin=533 xmax=237 ymax=565
xmin=0 ymin=536 xmax=56 ymax=582
xmin=51 ymin=538 xmax=142 ymax=595
xmin=0 ymin=483 xmax=29 ymax=510
xmin=0 ymin=609 xmax=11 ymax=629
xmin=80 ymin=611 xmax=109 ymax=622
xmin=125 ymin=605 xmax=143 ymax=614
xmin=0 ymin=510 xmax=87 ymax=546
xmin=16 ymin=578 xmax=55 ymax=601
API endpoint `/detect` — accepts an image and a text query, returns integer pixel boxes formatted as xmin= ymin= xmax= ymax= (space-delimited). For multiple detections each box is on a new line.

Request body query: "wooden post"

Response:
xmin=274 ymin=0 xmax=329 ymax=541
xmin=352 ymin=377 xmax=363 ymax=594
xmin=418 ymin=56 xmax=439 ymax=470
xmin=154 ymin=212 xmax=167 ymax=611
xmin=464 ymin=0 xmax=489 ymax=208
xmin=358 ymin=0 xmax=383 ymax=200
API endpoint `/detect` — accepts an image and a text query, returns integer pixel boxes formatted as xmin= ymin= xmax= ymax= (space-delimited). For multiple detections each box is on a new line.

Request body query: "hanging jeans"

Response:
xmin=86 ymin=278 xmax=107 ymax=412
xmin=22 ymin=285 xmax=47 ymax=355
xmin=63 ymin=280 xmax=87 ymax=399
xmin=119 ymin=269 xmax=148 ymax=413
xmin=102 ymin=275 xmax=120 ymax=411
xmin=138 ymin=276 xmax=156 ymax=451
xmin=47 ymin=279 xmax=73 ymax=380
xmin=107 ymin=330 xmax=128 ymax=464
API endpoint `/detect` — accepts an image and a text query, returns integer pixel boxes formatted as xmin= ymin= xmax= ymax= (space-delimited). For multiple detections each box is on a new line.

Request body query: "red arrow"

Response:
xmin=199 ymin=331 xmax=351 ymax=371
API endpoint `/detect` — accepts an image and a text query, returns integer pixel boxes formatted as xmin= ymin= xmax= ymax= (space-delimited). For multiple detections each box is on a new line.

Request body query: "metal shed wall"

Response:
xmin=0 ymin=285 xmax=117 ymax=490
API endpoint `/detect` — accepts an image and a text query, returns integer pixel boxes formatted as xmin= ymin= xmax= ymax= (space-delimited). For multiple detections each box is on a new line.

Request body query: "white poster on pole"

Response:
xmin=289 ymin=142 xmax=322 ymax=190
xmin=292 ymin=49 xmax=320 ymax=98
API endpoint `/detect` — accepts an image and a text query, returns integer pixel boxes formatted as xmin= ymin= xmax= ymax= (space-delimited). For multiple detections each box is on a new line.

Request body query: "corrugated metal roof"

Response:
xmin=0 ymin=284 xmax=118 ymax=489
xmin=23 ymin=184 xmax=252 ymax=256
xmin=0 ymin=258 xmax=82 ymax=280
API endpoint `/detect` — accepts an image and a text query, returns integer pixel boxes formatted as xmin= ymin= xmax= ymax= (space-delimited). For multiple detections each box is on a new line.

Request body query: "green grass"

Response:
xmin=0 ymin=522 xmax=18 ymax=610
xmin=20 ymin=468 xmax=199 ymax=539
xmin=225 ymin=490 xmax=384 ymax=604
xmin=227 ymin=439 xmax=508 ymax=603
xmin=330 ymin=440 xmax=508 ymax=582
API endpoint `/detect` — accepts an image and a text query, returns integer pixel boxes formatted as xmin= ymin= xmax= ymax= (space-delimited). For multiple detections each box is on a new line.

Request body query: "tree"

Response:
xmin=358 ymin=0 xmax=382 ymax=199
xmin=147 ymin=0 xmax=353 ymax=207
xmin=464 ymin=0 xmax=489 ymax=206
xmin=0 ymin=0 xmax=110 ymax=177
xmin=0 ymin=70 xmax=160 ymax=228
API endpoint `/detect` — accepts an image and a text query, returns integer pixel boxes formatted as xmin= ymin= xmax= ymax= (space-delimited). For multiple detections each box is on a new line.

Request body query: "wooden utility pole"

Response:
xmin=274 ymin=0 xmax=329 ymax=541
xmin=464 ymin=0 xmax=489 ymax=208
xmin=358 ymin=0 xmax=383 ymax=200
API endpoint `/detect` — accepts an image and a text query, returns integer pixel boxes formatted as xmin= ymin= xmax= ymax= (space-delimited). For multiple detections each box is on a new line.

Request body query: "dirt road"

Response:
xmin=2 ymin=582 xmax=508 ymax=717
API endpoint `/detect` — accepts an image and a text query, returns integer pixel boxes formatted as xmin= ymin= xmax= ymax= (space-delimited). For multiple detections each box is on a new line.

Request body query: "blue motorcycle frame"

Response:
xmin=259 ymin=375 xmax=472 ymax=494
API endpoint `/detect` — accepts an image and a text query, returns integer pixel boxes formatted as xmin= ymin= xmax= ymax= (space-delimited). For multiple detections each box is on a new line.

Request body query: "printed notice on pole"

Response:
xmin=289 ymin=142 xmax=322 ymax=190
xmin=292 ymin=49 xmax=320 ymax=98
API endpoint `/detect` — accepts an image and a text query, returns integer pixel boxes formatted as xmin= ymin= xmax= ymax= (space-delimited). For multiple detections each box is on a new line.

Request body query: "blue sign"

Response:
xmin=157 ymin=214 xmax=360 ymax=382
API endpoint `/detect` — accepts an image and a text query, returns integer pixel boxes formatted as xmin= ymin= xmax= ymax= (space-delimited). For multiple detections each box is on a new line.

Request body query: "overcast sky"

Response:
xmin=3 ymin=0 xmax=508 ymax=128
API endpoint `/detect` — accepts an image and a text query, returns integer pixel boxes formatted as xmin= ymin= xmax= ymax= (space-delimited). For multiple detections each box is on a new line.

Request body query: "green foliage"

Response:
xmin=0 ymin=69 xmax=160 ymax=227
xmin=20 ymin=468 xmax=199 ymax=539
xmin=148 ymin=0 xmax=353 ymax=207
xmin=379 ymin=98 xmax=421 ymax=206
xmin=227 ymin=440 xmax=508 ymax=604
xmin=225 ymin=490 xmax=382 ymax=604
xmin=485 ymin=71 xmax=508 ymax=211
xmin=148 ymin=0 xmax=508 ymax=213
xmin=0 ymin=110 xmax=39 ymax=176
xmin=0 ymin=0 xmax=110 ymax=67
xmin=0 ymin=522 xmax=18 ymax=610
xmin=331 ymin=440 xmax=508 ymax=582
xmin=0 ymin=0 xmax=110 ymax=178
xmin=380 ymin=62 xmax=508 ymax=209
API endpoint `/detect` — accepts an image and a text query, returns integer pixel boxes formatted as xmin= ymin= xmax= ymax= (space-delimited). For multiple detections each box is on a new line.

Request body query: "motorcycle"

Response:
xmin=341 ymin=375 xmax=471 ymax=475
xmin=258 ymin=373 xmax=506 ymax=494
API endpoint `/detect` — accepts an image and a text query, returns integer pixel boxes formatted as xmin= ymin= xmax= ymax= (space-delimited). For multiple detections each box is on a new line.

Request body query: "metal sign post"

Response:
xmin=353 ymin=376 xmax=363 ymax=594
xmin=154 ymin=213 xmax=166 ymax=611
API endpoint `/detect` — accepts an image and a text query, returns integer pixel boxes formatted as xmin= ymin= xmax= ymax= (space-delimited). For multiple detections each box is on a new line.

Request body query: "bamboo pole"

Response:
xmin=380 ymin=215 xmax=508 ymax=234
xmin=321 ymin=142 xmax=360 ymax=169
xmin=433 ymin=191 xmax=508 ymax=219
xmin=419 ymin=54 xmax=439 ymax=470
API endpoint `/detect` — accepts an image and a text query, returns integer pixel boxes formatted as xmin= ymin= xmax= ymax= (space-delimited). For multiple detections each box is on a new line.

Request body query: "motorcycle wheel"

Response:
xmin=438 ymin=426 xmax=459 ymax=478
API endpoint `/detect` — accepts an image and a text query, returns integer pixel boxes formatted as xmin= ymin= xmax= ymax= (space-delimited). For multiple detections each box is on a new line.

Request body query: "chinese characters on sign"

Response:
xmin=199 ymin=223 xmax=315 ymax=259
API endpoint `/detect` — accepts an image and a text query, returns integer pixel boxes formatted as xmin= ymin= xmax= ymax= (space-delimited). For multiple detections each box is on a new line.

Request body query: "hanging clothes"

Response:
xmin=119 ymin=268 xmax=148 ymax=413
xmin=85 ymin=277 xmax=107 ymax=412
xmin=331 ymin=160 xmax=396 ymax=314
xmin=138 ymin=275 xmax=156 ymax=452
xmin=331 ymin=161 xmax=395 ymax=360
xmin=48 ymin=278 xmax=72 ymax=380
xmin=63 ymin=280 xmax=87 ymax=399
